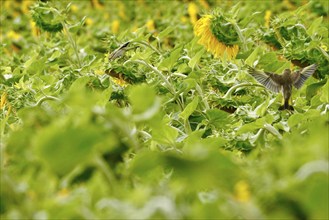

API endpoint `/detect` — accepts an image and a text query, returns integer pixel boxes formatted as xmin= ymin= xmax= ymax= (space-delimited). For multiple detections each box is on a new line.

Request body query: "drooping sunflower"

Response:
xmin=194 ymin=14 xmax=240 ymax=59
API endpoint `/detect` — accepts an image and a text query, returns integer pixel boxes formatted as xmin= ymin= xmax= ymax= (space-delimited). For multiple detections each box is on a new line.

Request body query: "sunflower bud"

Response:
xmin=31 ymin=2 xmax=64 ymax=33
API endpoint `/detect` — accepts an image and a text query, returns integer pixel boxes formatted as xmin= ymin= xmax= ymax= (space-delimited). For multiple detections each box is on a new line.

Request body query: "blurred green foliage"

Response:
xmin=1 ymin=0 xmax=328 ymax=219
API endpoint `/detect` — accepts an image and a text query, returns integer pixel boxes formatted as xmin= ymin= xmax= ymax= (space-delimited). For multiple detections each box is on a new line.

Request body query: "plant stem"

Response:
xmin=196 ymin=83 xmax=210 ymax=110
xmin=223 ymin=83 xmax=269 ymax=99
xmin=232 ymin=22 xmax=247 ymax=51
xmin=44 ymin=6 xmax=82 ymax=68
xmin=133 ymin=40 xmax=162 ymax=55
xmin=30 ymin=96 xmax=60 ymax=107
xmin=62 ymin=22 xmax=82 ymax=68
xmin=317 ymin=46 xmax=329 ymax=61
xmin=94 ymin=156 xmax=117 ymax=191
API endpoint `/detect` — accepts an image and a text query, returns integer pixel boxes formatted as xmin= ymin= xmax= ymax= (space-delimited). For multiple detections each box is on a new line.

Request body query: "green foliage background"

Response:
xmin=1 ymin=0 xmax=328 ymax=219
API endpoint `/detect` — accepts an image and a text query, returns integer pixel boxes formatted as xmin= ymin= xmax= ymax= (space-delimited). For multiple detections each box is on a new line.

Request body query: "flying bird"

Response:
xmin=248 ymin=64 xmax=317 ymax=110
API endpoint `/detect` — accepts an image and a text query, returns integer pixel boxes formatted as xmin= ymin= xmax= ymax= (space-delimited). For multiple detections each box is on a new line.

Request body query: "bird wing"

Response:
xmin=247 ymin=66 xmax=281 ymax=93
xmin=109 ymin=41 xmax=130 ymax=60
xmin=293 ymin=64 xmax=317 ymax=89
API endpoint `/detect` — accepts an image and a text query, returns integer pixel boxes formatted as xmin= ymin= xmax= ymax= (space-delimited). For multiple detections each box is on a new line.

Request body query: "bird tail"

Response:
xmin=284 ymin=100 xmax=290 ymax=109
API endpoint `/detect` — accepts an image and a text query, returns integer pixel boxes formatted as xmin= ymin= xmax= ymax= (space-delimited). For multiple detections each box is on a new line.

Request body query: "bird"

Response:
xmin=247 ymin=64 xmax=317 ymax=110
xmin=108 ymin=41 xmax=130 ymax=61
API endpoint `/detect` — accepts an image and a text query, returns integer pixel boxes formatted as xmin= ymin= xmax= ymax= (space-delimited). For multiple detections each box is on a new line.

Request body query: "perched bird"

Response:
xmin=248 ymin=64 xmax=317 ymax=110
xmin=108 ymin=41 xmax=130 ymax=61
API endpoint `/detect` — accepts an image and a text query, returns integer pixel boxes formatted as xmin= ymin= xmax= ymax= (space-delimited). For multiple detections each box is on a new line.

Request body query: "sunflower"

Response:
xmin=194 ymin=14 xmax=239 ymax=59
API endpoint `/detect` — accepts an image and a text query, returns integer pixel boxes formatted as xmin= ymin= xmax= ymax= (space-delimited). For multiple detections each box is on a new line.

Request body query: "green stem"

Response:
xmin=40 ymin=6 xmax=82 ymax=68
xmin=133 ymin=40 xmax=162 ymax=55
xmin=223 ymin=83 xmax=269 ymax=99
xmin=317 ymin=46 xmax=329 ymax=62
xmin=94 ymin=156 xmax=117 ymax=191
xmin=232 ymin=22 xmax=247 ymax=51
xmin=264 ymin=123 xmax=282 ymax=139
xmin=184 ymin=119 xmax=192 ymax=134
xmin=273 ymin=27 xmax=285 ymax=47
xmin=195 ymin=83 xmax=210 ymax=110
xmin=62 ymin=22 xmax=82 ymax=68
xmin=30 ymin=96 xmax=60 ymax=107
xmin=1 ymin=108 xmax=10 ymax=137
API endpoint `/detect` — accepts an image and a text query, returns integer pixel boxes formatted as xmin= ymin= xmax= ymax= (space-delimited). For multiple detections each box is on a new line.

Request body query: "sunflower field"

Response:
xmin=1 ymin=0 xmax=328 ymax=219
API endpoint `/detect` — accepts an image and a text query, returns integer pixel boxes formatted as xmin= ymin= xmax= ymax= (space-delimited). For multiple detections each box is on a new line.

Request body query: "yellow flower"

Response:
xmin=264 ymin=10 xmax=272 ymax=28
xmin=1 ymin=93 xmax=7 ymax=109
xmin=188 ymin=2 xmax=199 ymax=25
xmin=180 ymin=16 xmax=189 ymax=24
xmin=94 ymin=69 xmax=104 ymax=75
xmin=70 ymin=4 xmax=79 ymax=13
xmin=111 ymin=76 xmax=128 ymax=87
xmin=111 ymin=20 xmax=120 ymax=34
xmin=320 ymin=44 xmax=328 ymax=51
xmin=57 ymin=188 xmax=69 ymax=199
xmin=146 ymin=19 xmax=155 ymax=32
xmin=1 ymin=92 xmax=12 ymax=118
xmin=234 ymin=180 xmax=251 ymax=202
xmin=30 ymin=20 xmax=40 ymax=37
xmin=91 ymin=0 xmax=104 ymax=10
xmin=21 ymin=0 xmax=34 ymax=14
xmin=4 ymin=1 xmax=12 ymax=9
xmin=118 ymin=2 xmax=127 ymax=21
xmin=283 ymin=0 xmax=296 ymax=10
xmin=131 ymin=25 xmax=138 ymax=32
xmin=194 ymin=15 xmax=239 ymax=59
xmin=7 ymin=30 xmax=21 ymax=41
xmin=85 ymin=18 xmax=94 ymax=26
xmin=198 ymin=0 xmax=210 ymax=10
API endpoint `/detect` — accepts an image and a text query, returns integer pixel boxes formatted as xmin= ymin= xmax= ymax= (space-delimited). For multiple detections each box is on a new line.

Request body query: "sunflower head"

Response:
xmin=210 ymin=15 xmax=239 ymax=46
xmin=194 ymin=12 xmax=240 ymax=59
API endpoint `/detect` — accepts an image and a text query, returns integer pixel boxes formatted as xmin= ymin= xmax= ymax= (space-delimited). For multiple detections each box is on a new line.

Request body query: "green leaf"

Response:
xmin=245 ymin=47 xmax=261 ymax=66
xmin=26 ymin=58 xmax=47 ymax=75
xmin=35 ymin=125 xmax=101 ymax=176
xmin=188 ymin=48 xmax=205 ymax=70
xmin=129 ymin=150 xmax=164 ymax=180
xmin=69 ymin=76 xmax=90 ymax=93
xmin=254 ymin=97 xmax=270 ymax=116
xmin=152 ymin=123 xmax=178 ymax=146
xmin=128 ymin=84 xmax=157 ymax=115
xmin=97 ymin=87 xmax=113 ymax=106
xmin=237 ymin=115 xmax=274 ymax=134
xmin=158 ymin=26 xmax=175 ymax=39
xmin=206 ymin=109 xmax=231 ymax=128
xmin=164 ymin=151 xmax=243 ymax=190
xmin=320 ymin=79 xmax=329 ymax=103
xmin=180 ymin=97 xmax=198 ymax=120
xmin=158 ymin=46 xmax=182 ymax=71
xmin=258 ymin=53 xmax=277 ymax=65
xmin=264 ymin=123 xmax=282 ymax=139
xmin=183 ymin=130 xmax=227 ymax=156
xmin=182 ymin=78 xmax=197 ymax=91
xmin=48 ymin=50 xmax=62 ymax=62
xmin=288 ymin=113 xmax=303 ymax=128
xmin=306 ymin=80 xmax=326 ymax=101
xmin=307 ymin=17 xmax=323 ymax=36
